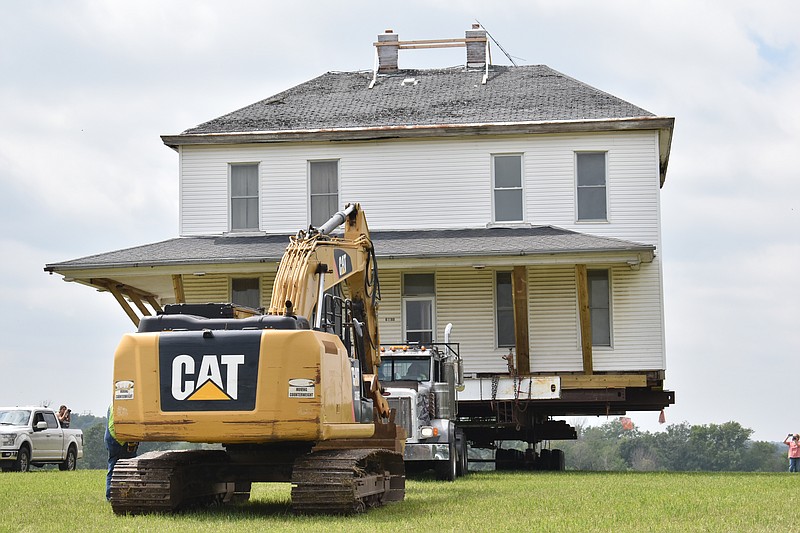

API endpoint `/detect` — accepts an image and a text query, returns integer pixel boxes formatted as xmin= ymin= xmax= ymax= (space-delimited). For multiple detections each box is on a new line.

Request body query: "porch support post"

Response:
xmin=512 ymin=265 xmax=530 ymax=375
xmin=172 ymin=274 xmax=186 ymax=304
xmin=575 ymin=264 xmax=593 ymax=374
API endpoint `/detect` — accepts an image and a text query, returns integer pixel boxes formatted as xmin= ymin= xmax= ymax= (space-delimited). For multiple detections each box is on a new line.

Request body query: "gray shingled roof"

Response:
xmin=180 ymin=66 xmax=654 ymax=135
xmin=45 ymin=226 xmax=654 ymax=271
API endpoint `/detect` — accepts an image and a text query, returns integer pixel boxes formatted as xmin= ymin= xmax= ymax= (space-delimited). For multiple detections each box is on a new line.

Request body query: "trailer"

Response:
xmin=380 ymin=324 xmax=673 ymax=473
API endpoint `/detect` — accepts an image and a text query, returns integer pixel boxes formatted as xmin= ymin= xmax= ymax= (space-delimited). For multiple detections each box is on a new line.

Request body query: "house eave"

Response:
xmin=161 ymin=116 xmax=675 ymax=148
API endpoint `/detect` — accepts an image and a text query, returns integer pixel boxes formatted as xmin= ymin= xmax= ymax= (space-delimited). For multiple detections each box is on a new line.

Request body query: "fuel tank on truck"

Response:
xmin=110 ymin=314 xmax=374 ymax=444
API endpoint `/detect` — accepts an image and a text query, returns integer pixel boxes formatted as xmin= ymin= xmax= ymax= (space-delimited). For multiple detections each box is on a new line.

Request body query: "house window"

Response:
xmin=493 ymin=154 xmax=523 ymax=222
xmin=232 ymin=278 xmax=260 ymax=309
xmin=310 ymin=160 xmax=339 ymax=228
xmin=588 ymin=269 xmax=611 ymax=346
xmin=495 ymin=271 xmax=515 ymax=348
xmin=402 ymin=273 xmax=435 ymax=344
xmin=576 ymin=152 xmax=607 ymax=221
xmin=230 ymin=164 xmax=259 ymax=231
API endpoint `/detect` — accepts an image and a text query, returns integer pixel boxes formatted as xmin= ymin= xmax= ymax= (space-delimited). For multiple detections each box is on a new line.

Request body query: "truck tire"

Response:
xmin=13 ymin=445 xmax=30 ymax=472
xmin=455 ymin=432 xmax=469 ymax=477
xmin=59 ymin=445 xmax=77 ymax=471
xmin=435 ymin=437 xmax=457 ymax=481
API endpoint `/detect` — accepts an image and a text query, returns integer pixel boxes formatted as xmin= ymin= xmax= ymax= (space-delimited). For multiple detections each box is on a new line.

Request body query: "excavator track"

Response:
xmin=291 ymin=448 xmax=405 ymax=515
xmin=110 ymin=450 xmax=235 ymax=515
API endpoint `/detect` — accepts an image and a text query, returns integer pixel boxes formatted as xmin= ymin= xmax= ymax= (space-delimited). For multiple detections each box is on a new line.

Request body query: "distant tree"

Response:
xmin=680 ymin=422 xmax=753 ymax=471
xmin=741 ymin=441 xmax=787 ymax=472
xmin=565 ymin=420 xmax=627 ymax=471
xmin=81 ymin=422 xmax=108 ymax=470
xmin=560 ymin=419 xmax=783 ymax=472
xmin=69 ymin=413 xmax=104 ymax=432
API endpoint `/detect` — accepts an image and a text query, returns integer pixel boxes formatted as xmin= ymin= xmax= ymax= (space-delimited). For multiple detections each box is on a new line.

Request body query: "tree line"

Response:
xmin=555 ymin=419 xmax=787 ymax=472
xmin=69 ymin=414 xmax=212 ymax=470
xmin=69 ymin=414 xmax=789 ymax=472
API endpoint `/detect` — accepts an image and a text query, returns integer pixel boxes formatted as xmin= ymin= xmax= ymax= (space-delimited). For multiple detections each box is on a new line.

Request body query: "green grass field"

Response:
xmin=2 ymin=469 xmax=798 ymax=533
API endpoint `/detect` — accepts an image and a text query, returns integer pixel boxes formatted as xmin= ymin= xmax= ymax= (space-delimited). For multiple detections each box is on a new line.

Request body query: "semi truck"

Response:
xmin=379 ymin=325 xmax=579 ymax=474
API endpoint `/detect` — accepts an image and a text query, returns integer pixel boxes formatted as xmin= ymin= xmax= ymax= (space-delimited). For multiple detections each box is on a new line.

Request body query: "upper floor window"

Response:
xmin=230 ymin=164 xmax=259 ymax=231
xmin=495 ymin=271 xmax=515 ymax=348
xmin=402 ymin=273 xmax=435 ymax=344
xmin=493 ymin=154 xmax=523 ymax=222
xmin=232 ymin=277 xmax=260 ymax=309
xmin=588 ymin=269 xmax=611 ymax=346
xmin=576 ymin=152 xmax=607 ymax=221
xmin=310 ymin=160 xmax=339 ymax=228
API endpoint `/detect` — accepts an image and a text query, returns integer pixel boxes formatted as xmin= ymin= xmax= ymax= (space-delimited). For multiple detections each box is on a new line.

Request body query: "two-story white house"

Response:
xmin=46 ymin=26 xmax=674 ymax=446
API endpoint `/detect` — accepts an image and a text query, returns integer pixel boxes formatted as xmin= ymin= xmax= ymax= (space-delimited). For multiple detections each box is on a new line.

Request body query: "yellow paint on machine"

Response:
xmin=112 ymin=328 xmax=374 ymax=443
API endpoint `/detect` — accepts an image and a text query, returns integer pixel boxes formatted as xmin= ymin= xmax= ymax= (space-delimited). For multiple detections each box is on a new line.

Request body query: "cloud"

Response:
xmin=0 ymin=0 xmax=797 ymax=440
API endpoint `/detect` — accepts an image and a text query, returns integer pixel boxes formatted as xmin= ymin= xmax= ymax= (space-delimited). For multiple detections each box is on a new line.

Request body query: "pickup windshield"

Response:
xmin=378 ymin=357 xmax=431 ymax=382
xmin=0 ymin=409 xmax=32 ymax=426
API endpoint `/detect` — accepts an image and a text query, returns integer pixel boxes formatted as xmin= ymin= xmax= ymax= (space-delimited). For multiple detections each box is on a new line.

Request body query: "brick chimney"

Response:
xmin=466 ymin=24 xmax=487 ymax=68
xmin=377 ymin=29 xmax=399 ymax=73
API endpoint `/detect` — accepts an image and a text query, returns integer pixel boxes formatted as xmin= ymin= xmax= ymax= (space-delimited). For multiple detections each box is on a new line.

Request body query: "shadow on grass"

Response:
xmin=187 ymin=498 xmax=294 ymax=518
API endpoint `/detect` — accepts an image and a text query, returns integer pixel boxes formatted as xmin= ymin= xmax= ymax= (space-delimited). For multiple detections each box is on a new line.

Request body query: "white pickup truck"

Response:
xmin=0 ymin=406 xmax=84 ymax=472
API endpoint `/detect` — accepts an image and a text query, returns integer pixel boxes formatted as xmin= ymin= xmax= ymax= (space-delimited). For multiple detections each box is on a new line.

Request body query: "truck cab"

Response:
xmin=378 ymin=339 xmax=467 ymax=481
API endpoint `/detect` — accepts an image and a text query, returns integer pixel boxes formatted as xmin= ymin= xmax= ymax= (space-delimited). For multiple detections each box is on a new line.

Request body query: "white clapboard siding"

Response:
xmin=434 ymin=268 xmax=507 ymax=374
xmin=376 ymin=270 xmax=402 ymax=343
xmin=179 ymin=265 xmax=665 ymax=373
xmin=528 ymin=266 xmax=583 ymax=372
xmin=179 ymin=131 xmax=662 ymax=246
xmin=182 ymin=274 xmax=229 ymax=303
xmin=182 ymin=271 xmax=277 ymax=308
xmin=595 ymin=260 xmax=665 ymax=371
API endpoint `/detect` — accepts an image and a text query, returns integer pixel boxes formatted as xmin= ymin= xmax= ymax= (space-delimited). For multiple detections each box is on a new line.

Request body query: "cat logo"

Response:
xmin=334 ymin=249 xmax=352 ymax=279
xmin=159 ymin=331 xmax=260 ymax=412
xmin=171 ymin=354 xmax=245 ymax=401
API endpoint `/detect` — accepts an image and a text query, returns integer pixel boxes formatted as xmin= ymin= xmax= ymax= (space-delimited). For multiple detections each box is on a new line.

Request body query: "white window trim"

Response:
xmin=229 ymin=162 xmax=261 ymax=233
xmin=491 ymin=153 xmax=525 ymax=224
xmin=586 ymin=268 xmax=613 ymax=349
xmin=401 ymin=296 xmax=436 ymax=344
xmin=494 ymin=270 xmax=515 ymax=349
xmin=574 ymin=151 xmax=609 ymax=224
xmin=308 ymin=159 xmax=340 ymax=227
xmin=401 ymin=272 xmax=436 ymax=344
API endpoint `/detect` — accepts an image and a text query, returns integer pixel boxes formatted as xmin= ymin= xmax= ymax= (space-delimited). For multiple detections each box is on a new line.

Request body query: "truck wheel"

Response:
xmin=14 ymin=446 xmax=30 ymax=472
xmin=456 ymin=433 xmax=469 ymax=477
xmin=59 ymin=446 xmax=77 ymax=471
xmin=435 ymin=438 xmax=457 ymax=482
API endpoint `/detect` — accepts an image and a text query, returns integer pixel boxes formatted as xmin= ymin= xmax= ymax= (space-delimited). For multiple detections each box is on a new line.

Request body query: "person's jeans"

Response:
xmin=790 ymin=457 xmax=799 ymax=473
xmin=105 ymin=426 xmax=137 ymax=500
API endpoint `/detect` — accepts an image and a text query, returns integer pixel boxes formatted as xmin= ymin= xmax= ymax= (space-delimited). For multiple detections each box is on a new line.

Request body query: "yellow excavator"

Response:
xmin=109 ymin=203 xmax=405 ymax=514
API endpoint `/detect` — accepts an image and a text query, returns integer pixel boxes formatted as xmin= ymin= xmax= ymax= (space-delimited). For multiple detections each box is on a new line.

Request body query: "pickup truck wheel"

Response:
xmin=59 ymin=446 xmax=77 ymax=471
xmin=14 ymin=446 xmax=30 ymax=472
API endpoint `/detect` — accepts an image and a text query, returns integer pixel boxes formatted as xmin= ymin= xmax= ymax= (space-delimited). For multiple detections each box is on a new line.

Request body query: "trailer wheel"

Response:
xmin=550 ymin=449 xmax=565 ymax=471
xmin=435 ymin=436 xmax=457 ymax=481
xmin=59 ymin=445 xmax=77 ymax=471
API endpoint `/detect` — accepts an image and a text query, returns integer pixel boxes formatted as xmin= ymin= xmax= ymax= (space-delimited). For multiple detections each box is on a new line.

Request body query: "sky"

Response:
xmin=1 ymin=0 xmax=798 ymax=442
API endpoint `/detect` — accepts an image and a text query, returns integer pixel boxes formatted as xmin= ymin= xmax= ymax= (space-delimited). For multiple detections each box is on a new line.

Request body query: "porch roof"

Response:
xmin=46 ymin=225 xmax=654 ymax=272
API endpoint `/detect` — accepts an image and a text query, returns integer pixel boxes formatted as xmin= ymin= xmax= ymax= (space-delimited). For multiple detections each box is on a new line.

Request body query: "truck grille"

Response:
xmin=387 ymin=396 xmax=413 ymax=436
